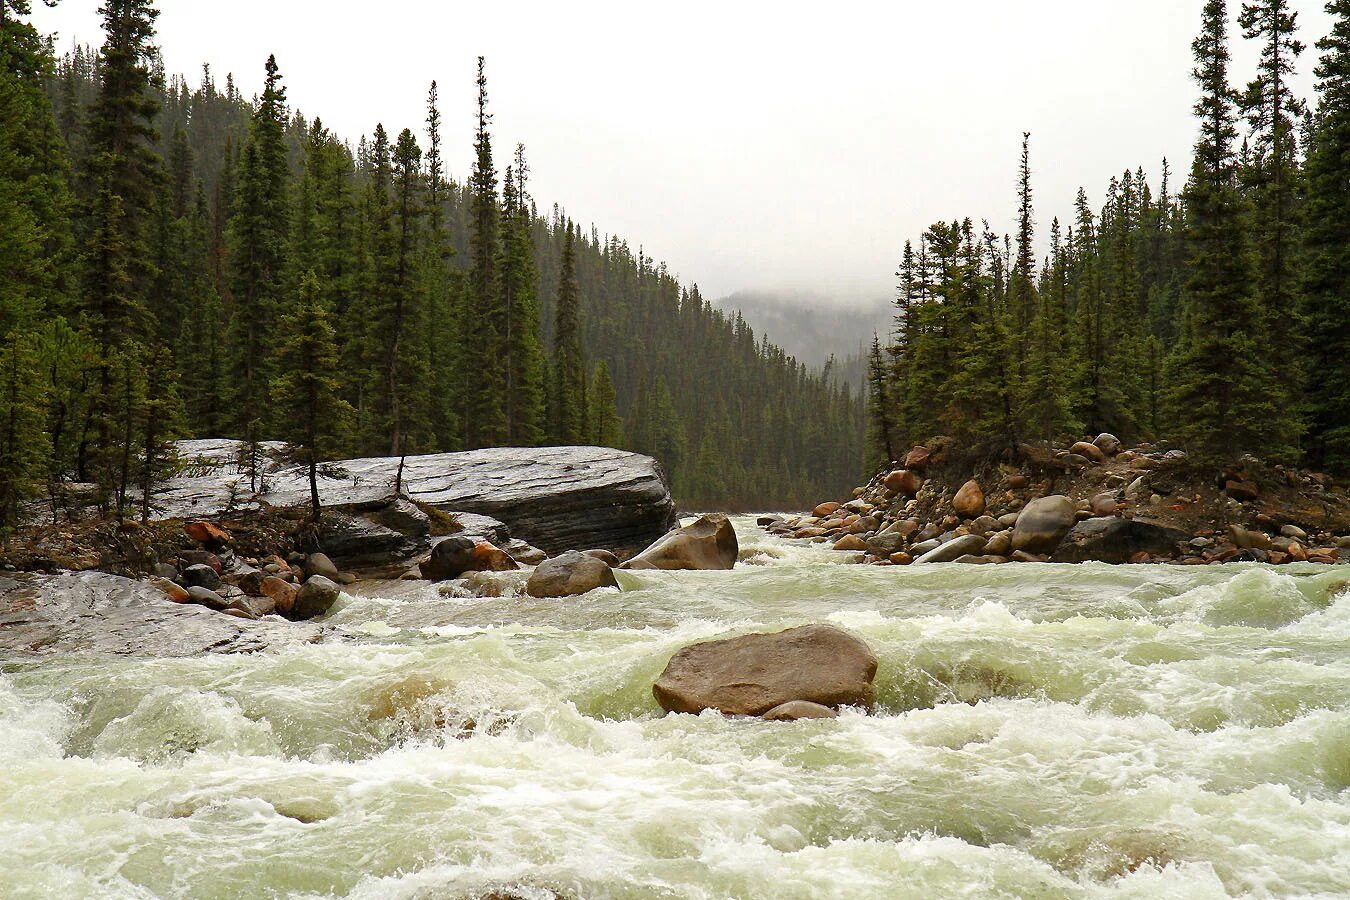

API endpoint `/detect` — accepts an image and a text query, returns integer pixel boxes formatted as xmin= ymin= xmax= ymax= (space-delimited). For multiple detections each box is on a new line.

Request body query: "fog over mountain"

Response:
xmin=715 ymin=291 xmax=891 ymax=371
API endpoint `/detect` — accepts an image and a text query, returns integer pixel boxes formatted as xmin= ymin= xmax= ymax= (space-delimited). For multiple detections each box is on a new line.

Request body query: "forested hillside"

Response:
xmin=0 ymin=0 xmax=865 ymax=531
xmin=867 ymin=0 xmax=1350 ymax=478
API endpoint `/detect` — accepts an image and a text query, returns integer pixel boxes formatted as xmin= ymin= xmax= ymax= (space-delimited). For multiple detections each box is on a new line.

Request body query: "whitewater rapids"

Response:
xmin=2 ymin=518 xmax=1349 ymax=899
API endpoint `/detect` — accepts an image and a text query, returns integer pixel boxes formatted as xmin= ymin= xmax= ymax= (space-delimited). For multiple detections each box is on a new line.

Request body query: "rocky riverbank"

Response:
xmin=764 ymin=435 xmax=1350 ymax=566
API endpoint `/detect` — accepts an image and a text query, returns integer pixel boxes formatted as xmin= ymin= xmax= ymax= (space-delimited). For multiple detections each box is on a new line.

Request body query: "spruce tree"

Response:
xmin=865 ymin=332 xmax=896 ymax=465
xmin=1239 ymin=0 xmax=1307 ymax=405
xmin=227 ymin=54 xmax=290 ymax=462
xmin=465 ymin=56 xmax=506 ymax=448
xmin=498 ymin=144 xmax=547 ymax=446
xmin=588 ymin=360 xmax=624 ymax=448
xmin=1165 ymin=0 xmax=1296 ymax=462
xmin=271 ymin=272 xmax=354 ymax=521
xmin=1301 ymin=0 xmax=1350 ymax=472
xmin=0 ymin=333 xmax=48 ymax=535
xmin=552 ymin=224 xmax=587 ymax=443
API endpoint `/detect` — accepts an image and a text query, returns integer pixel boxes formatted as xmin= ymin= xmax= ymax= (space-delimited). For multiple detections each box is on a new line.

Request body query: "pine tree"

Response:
xmin=865 ymin=332 xmax=895 ymax=465
xmin=588 ymin=360 xmax=624 ymax=447
xmin=552 ymin=224 xmax=587 ymax=443
xmin=1239 ymin=0 xmax=1307 ymax=406
xmin=499 ymin=144 xmax=547 ymax=446
xmin=0 ymin=333 xmax=48 ymax=535
xmin=82 ymin=0 xmax=162 ymax=353
xmin=271 ymin=272 xmax=354 ymax=521
xmin=1301 ymin=0 xmax=1350 ymax=472
xmin=465 ymin=56 xmax=506 ymax=448
xmin=1165 ymin=0 xmax=1296 ymax=462
xmin=227 ymin=54 xmax=290 ymax=459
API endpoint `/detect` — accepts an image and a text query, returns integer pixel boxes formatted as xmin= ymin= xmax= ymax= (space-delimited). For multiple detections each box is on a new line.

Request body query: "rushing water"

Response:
xmin=2 ymin=518 xmax=1350 ymax=899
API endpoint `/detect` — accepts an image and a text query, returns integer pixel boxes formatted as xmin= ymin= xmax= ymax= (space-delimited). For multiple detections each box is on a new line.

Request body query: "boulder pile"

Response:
xmin=762 ymin=436 xmax=1350 ymax=566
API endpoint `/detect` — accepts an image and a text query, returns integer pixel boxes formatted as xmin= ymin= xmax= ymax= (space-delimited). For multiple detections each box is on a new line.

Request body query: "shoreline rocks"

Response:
xmin=767 ymin=434 xmax=1349 ymax=567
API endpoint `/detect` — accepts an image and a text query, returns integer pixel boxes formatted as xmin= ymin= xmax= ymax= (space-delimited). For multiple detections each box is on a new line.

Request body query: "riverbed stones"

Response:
xmin=421 ymin=536 xmax=477 ymax=581
xmin=813 ymin=502 xmax=842 ymax=517
xmin=883 ymin=469 xmax=921 ymax=496
xmin=1011 ymin=495 xmax=1077 ymax=555
xmin=185 ymin=520 xmax=231 ymax=546
xmin=1090 ymin=493 xmax=1119 ymax=517
xmin=184 ymin=586 xmax=229 ymax=611
xmin=260 ymin=576 xmax=298 ymax=617
xmin=1071 ymin=441 xmax=1107 ymax=463
xmin=181 ymin=563 xmax=221 ymax=591
xmin=762 ymin=700 xmax=839 ymax=721
xmin=653 ymin=624 xmax=877 ymax=716
xmin=952 ymin=480 xmax=986 ymax=518
xmin=833 ymin=534 xmax=868 ymax=552
xmin=914 ymin=533 xmax=987 ymax=564
xmin=624 ymin=514 xmax=738 ymax=571
xmin=904 ymin=446 xmax=932 ymax=470
xmin=526 ymin=551 xmax=619 ymax=598
xmin=305 ymin=552 xmax=341 ymax=581
xmin=1094 ymin=433 xmax=1123 ymax=455
xmin=1050 ymin=517 xmax=1188 ymax=564
xmin=292 ymin=575 xmax=341 ymax=621
xmin=471 ymin=541 xmax=519 ymax=572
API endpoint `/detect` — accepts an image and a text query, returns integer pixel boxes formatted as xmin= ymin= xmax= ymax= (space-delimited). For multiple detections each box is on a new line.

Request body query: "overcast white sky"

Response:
xmin=30 ymin=0 xmax=1336 ymax=305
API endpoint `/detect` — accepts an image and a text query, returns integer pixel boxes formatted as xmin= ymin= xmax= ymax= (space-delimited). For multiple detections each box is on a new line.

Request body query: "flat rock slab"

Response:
xmin=653 ymin=624 xmax=877 ymax=716
xmin=154 ymin=440 xmax=677 ymax=555
xmin=0 ymin=572 xmax=326 ymax=657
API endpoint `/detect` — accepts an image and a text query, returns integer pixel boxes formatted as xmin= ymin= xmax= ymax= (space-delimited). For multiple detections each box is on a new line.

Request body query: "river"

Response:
xmin=2 ymin=518 xmax=1349 ymax=899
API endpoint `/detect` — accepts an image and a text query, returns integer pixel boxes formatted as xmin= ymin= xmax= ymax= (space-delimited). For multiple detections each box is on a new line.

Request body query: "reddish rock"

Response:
xmin=813 ymin=502 xmax=842 ymax=517
xmin=1090 ymin=493 xmax=1118 ymax=517
xmin=795 ymin=527 xmax=827 ymax=539
xmin=889 ymin=552 xmax=913 ymax=565
xmin=471 ymin=541 xmax=519 ymax=572
xmin=1224 ymin=480 xmax=1260 ymax=502
xmin=1070 ymin=441 xmax=1107 ymax=463
xmin=833 ymin=535 xmax=868 ymax=552
xmin=883 ymin=469 xmax=921 ymax=496
xmin=904 ymin=446 xmax=932 ymax=471
xmin=1128 ymin=551 xmax=1152 ymax=564
xmin=1007 ymin=475 xmax=1029 ymax=489
xmin=151 ymin=577 xmax=189 ymax=603
xmin=259 ymin=576 xmax=298 ymax=617
xmin=1286 ymin=542 xmax=1308 ymax=562
xmin=952 ymin=480 xmax=986 ymax=519
xmin=185 ymin=520 xmax=232 ymax=545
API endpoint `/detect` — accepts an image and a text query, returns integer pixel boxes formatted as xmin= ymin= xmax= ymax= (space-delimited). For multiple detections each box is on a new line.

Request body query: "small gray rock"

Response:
xmin=181 ymin=564 xmax=221 ymax=591
xmin=292 ymin=575 xmax=341 ymax=621
xmin=914 ymin=533 xmax=987 ymax=564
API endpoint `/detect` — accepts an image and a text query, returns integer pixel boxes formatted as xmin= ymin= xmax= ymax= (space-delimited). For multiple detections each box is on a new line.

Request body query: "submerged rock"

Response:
xmin=623 ymin=514 xmax=738 ymax=571
xmin=525 ymin=551 xmax=619 ymax=598
xmin=762 ymin=700 xmax=838 ymax=721
xmin=0 ymin=572 xmax=323 ymax=656
xmin=421 ymin=536 xmax=477 ymax=581
xmin=292 ymin=575 xmax=342 ymax=620
xmin=653 ymin=624 xmax=877 ymax=716
xmin=154 ymin=439 xmax=676 ymax=555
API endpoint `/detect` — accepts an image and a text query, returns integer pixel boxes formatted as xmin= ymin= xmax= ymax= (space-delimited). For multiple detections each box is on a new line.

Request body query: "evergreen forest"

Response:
xmin=0 ymin=0 xmax=866 ymax=530
xmin=867 ymin=0 xmax=1350 ymax=479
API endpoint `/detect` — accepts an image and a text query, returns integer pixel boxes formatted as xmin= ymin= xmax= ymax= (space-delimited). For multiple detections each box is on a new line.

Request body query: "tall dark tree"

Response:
xmin=1165 ymin=0 xmax=1295 ymax=462
xmin=227 ymin=54 xmax=290 ymax=468
xmin=1239 ymin=0 xmax=1307 ymax=402
xmin=271 ymin=272 xmax=353 ymax=521
xmin=1301 ymin=0 xmax=1350 ymax=472
xmin=465 ymin=56 xmax=506 ymax=447
xmin=552 ymin=224 xmax=586 ymax=444
xmin=499 ymin=144 xmax=546 ymax=446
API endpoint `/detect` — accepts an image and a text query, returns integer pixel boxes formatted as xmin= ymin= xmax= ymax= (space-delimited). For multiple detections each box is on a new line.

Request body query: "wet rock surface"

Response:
xmin=0 ymin=571 xmax=325 ymax=657
xmin=155 ymin=440 xmax=676 ymax=555
xmin=623 ymin=514 xmax=738 ymax=571
xmin=653 ymin=624 xmax=877 ymax=716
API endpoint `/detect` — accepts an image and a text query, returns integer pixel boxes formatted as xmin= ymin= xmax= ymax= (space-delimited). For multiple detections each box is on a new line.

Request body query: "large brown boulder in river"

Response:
xmin=1011 ymin=495 xmax=1077 ymax=555
xmin=652 ymin=624 xmax=877 ymax=716
xmin=1050 ymin=517 xmax=1188 ymax=564
xmin=526 ymin=551 xmax=619 ymax=598
xmin=622 ymin=514 xmax=738 ymax=571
